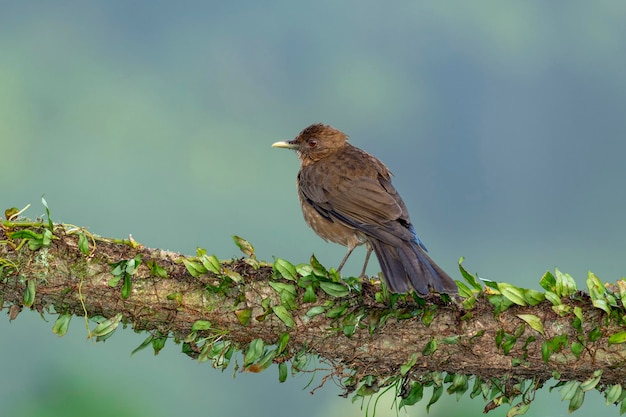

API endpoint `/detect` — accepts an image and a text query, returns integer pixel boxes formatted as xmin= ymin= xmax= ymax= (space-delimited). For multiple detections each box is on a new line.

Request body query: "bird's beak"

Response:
xmin=272 ymin=140 xmax=299 ymax=150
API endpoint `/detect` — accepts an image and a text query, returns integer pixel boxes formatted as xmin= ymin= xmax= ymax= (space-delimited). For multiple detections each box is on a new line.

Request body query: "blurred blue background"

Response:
xmin=2 ymin=1 xmax=626 ymax=416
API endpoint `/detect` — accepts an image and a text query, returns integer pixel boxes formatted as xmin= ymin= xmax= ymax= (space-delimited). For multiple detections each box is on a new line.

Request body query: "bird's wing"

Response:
xmin=299 ymin=168 xmax=416 ymax=245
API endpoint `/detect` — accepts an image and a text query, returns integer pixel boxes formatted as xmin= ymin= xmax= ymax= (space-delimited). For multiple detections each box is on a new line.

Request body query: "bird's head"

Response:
xmin=272 ymin=123 xmax=348 ymax=165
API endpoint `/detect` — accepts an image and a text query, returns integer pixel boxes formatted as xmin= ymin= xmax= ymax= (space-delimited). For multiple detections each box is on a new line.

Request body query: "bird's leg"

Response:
xmin=359 ymin=243 xmax=373 ymax=278
xmin=336 ymin=244 xmax=357 ymax=273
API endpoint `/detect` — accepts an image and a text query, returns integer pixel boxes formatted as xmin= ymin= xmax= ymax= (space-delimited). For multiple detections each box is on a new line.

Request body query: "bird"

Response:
xmin=272 ymin=123 xmax=457 ymax=295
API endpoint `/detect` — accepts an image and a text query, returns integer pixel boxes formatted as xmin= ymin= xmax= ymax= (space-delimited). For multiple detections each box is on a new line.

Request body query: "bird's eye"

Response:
xmin=308 ymin=138 xmax=317 ymax=148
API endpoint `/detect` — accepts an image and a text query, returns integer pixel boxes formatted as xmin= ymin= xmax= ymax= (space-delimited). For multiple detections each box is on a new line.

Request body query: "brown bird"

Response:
xmin=272 ymin=123 xmax=457 ymax=295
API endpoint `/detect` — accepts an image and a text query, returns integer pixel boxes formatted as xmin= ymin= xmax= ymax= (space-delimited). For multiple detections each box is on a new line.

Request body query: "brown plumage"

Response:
xmin=272 ymin=123 xmax=457 ymax=295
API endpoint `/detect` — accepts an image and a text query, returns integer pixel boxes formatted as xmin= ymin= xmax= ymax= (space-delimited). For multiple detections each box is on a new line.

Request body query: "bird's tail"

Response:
xmin=368 ymin=238 xmax=457 ymax=295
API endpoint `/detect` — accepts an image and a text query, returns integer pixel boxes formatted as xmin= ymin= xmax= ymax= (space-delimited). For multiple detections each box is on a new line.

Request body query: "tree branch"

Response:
xmin=2 ymin=221 xmax=626 ymax=415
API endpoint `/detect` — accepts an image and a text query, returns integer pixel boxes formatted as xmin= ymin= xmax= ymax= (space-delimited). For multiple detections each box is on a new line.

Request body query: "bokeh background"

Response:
xmin=2 ymin=1 xmax=626 ymax=416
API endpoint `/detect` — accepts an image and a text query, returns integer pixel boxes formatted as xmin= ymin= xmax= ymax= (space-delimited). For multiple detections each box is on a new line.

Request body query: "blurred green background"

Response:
xmin=2 ymin=1 xmax=626 ymax=416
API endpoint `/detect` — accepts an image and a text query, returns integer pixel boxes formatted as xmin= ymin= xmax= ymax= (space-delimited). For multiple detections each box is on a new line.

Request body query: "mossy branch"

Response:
xmin=2 ymin=219 xmax=626 ymax=415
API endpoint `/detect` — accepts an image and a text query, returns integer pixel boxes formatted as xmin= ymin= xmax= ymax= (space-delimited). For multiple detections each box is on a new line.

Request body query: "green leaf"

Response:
xmin=126 ymin=255 xmax=142 ymax=274
xmin=121 ymin=274 xmax=132 ymax=299
xmin=507 ymin=401 xmax=531 ymax=417
xmin=309 ymin=254 xmax=328 ymax=277
xmin=326 ymin=302 xmax=348 ymax=318
xmin=426 ymin=384 xmax=443 ymax=412
xmin=191 ymin=320 xmax=212 ymax=331
xmin=559 ymin=380 xmax=581 ymax=401
xmin=568 ymin=387 xmax=585 ymax=412
xmin=540 ymin=270 xmax=557 ymax=292
xmin=399 ymin=382 xmax=424 ymax=407
xmin=222 ymin=267 xmax=243 ymax=283
xmin=201 ymin=254 xmax=221 ymax=274
xmin=587 ymin=271 xmax=610 ymax=314
xmin=273 ymin=305 xmax=295 ymax=328
xmin=91 ymin=313 xmax=123 ymax=338
xmin=579 ymin=370 xmax=602 ymax=392
xmin=77 ymin=232 xmax=90 ymax=255
xmin=232 ymin=235 xmax=255 ymax=257
xmin=517 ymin=314 xmax=544 ymax=335
xmin=422 ymin=337 xmax=437 ymax=356
xmin=306 ymin=306 xmax=326 ymax=318
xmin=23 ymin=279 xmax=36 ymax=307
xmin=131 ymin=334 xmax=154 ymax=356
xmin=41 ymin=195 xmax=54 ymax=231
xmin=458 ymin=257 xmax=481 ymax=290
xmin=320 ymin=281 xmax=349 ymax=297
xmin=608 ymin=331 xmax=626 ymax=345
xmin=544 ymin=290 xmax=561 ymax=306
xmin=571 ymin=341 xmax=584 ymax=358
xmin=302 ymin=285 xmax=317 ymax=303
xmin=555 ymin=268 xmax=577 ymax=297
xmin=487 ymin=294 xmax=515 ymax=314
xmin=400 ymin=353 xmax=418 ymax=376
xmin=498 ymin=283 xmax=527 ymax=306
xmin=235 ymin=309 xmax=252 ymax=326
xmin=277 ymin=332 xmax=289 ymax=355
xmin=151 ymin=335 xmax=167 ymax=355
xmin=147 ymin=260 xmax=168 ymax=278
xmin=588 ymin=326 xmax=602 ymax=342
xmin=541 ymin=341 xmax=551 ymax=363
xmin=523 ymin=288 xmax=545 ymax=306
xmin=182 ymin=259 xmax=207 ymax=277
xmin=273 ymin=258 xmax=298 ymax=281
xmin=456 ymin=281 xmax=474 ymax=298
xmin=605 ymin=384 xmax=622 ymax=405
xmin=278 ymin=362 xmax=288 ymax=383
xmin=244 ymin=338 xmax=264 ymax=367
xmin=52 ymin=314 xmax=71 ymax=337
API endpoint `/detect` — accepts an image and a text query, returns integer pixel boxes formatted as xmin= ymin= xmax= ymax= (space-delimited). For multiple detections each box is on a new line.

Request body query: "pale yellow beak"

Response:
xmin=272 ymin=141 xmax=299 ymax=149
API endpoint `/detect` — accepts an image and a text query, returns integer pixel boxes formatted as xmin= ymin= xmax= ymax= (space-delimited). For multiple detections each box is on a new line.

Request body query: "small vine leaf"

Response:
xmin=91 ymin=313 xmax=123 ymax=338
xmin=277 ymin=332 xmax=289 ymax=355
xmin=554 ymin=268 xmax=577 ymax=297
xmin=579 ymin=370 xmax=603 ymax=392
xmin=540 ymin=270 xmax=557 ymax=292
xmin=191 ymin=320 xmax=212 ymax=331
xmin=273 ymin=258 xmax=298 ymax=281
xmin=273 ymin=305 xmax=295 ymax=328
xmin=458 ymin=257 xmax=481 ymax=290
xmin=52 ymin=314 xmax=72 ymax=337
xmin=523 ymin=288 xmax=545 ymax=306
xmin=544 ymin=290 xmax=561 ymax=306
xmin=516 ymin=314 xmax=544 ymax=335
xmin=426 ymin=384 xmax=443 ymax=412
xmin=506 ymin=401 xmax=531 ymax=417
xmin=131 ymin=334 xmax=154 ymax=356
xmin=305 ymin=306 xmax=325 ymax=317
xmin=183 ymin=259 xmax=207 ymax=277
xmin=498 ymin=283 xmax=527 ymax=306
xmin=201 ymin=254 xmax=221 ymax=274
xmin=235 ymin=309 xmax=252 ymax=326
xmin=422 ymin=337 xmax=437 ymax=356
xmin=244 ymin=338 xmax=264 ymax=367
xmin=278 ymin=362 xmax=288 ymax=383
xmin=568 ymin=387 xmax=585 ymax=412
xmin=23 ymin=279 xmax=36 ymax=307
xmin=608 ymin=331 xmax=626 ymax=345
xmin=232 ymin=235 xmax=255 ymax=258
xmin=400 ymin=352 xmax=418 ymax=376
xmin=77 ymin=232 xmax=90 ymax=255
xmin=605 ymin=384 xmax=622 ymax=405
xmin=559 ymin=380 xmax=581 ymax=401
xmin=320 ymin=281 xmax=349 ymax=297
